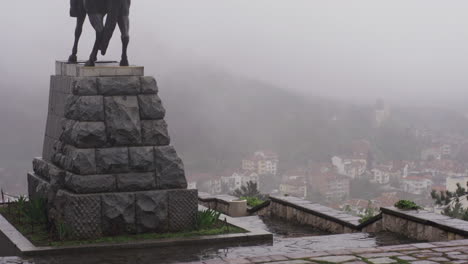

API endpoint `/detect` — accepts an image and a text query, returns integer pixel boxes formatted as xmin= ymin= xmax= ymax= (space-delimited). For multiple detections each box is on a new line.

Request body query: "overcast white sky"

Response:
xmin=2 ymin=1 xmax=468 ymax=106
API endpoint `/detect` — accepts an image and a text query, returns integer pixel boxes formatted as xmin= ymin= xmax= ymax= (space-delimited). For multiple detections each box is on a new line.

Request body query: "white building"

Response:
xmin=371 ymin=166 xmax=391 ymax=185
xmin=242 ymin=151 xmax=279 ymax=175
xmin=402 ymin=176 xmax=433 ymax=195
xmin=331 ymin=156 xmax=367 ymax=179
xmin=221 ymin=171 xmax=259 ymax=193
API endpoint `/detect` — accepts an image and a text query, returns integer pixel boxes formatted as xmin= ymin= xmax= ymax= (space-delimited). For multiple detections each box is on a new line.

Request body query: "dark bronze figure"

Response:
xmin=67 ymin=0 xmax=131 ymax=67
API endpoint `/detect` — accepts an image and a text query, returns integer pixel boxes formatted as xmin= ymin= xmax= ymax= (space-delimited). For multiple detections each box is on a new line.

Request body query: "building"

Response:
xmin=221 ymin=171 xmax=259 ymax=193
xmin=371 ymin=165 xmax=392 ymax=185
xmin=279 ymin=177 xmax=307 ymax=199
xmin=402 ymin=176 xmax=433 ymax=195
xmin=187 ymin=173 xmax=222 ymax=194
xmin=309 ymin=165 xmax=350 ymax=202
xmin=331 ymin=156 xmax=367 ymax=179
xmin=242 ymin=150 xmax=279 ymax=176
xmin=446 ymin=176 xmax=468 ymax=193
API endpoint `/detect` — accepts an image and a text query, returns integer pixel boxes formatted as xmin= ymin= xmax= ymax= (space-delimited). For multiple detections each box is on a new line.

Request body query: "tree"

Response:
xmin=233 ymin=181 xmax=263 ymax=199
xmin=431 ymin=183 xmax=468 ymax=221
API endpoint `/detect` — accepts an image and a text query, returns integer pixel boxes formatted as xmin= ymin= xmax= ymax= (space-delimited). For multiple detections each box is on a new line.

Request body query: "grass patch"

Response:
xmin=394 ymin=200 xmax=422 ymax=210
xmin=0 ymin=204 xmax=245 ymax=247
xmin=391 ymin=256 xmax=411 ymax=264
xmin=358 ymin=257 xmax=374 ymax=264
xmin=314 ymin=260 xmax=337 ymax=264
xmin=241 ymin=196 xmax=265 ymax=207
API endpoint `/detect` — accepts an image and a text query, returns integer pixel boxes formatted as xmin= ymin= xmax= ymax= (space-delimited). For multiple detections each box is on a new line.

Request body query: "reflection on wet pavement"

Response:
xmin=16 ymin=216 xmax=419 ymax=264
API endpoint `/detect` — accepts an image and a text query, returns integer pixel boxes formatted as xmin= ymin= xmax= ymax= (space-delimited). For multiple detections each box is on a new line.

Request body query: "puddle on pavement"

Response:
xmin=6 ymin=216 xmax=419 ymax=264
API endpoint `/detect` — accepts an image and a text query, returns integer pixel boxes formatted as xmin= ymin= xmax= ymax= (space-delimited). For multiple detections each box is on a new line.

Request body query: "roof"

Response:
xmin=404 ymin=175 xmax=432 ymax=181
xmin=281 ymin=177 xmax=307 ymax=187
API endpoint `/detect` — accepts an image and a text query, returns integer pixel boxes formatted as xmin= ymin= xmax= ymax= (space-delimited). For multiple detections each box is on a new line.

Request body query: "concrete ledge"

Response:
xmin=0 ymin=205 xmax=272 ymax=257
xmin=198 ymin=192 xmax=248 ymax=217
xmin=55 ymin=61 xmax=144 ymax=77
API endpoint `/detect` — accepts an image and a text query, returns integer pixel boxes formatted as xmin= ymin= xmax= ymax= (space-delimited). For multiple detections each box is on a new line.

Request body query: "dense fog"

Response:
xmin=2 ymin=1 xmax=468 ymax=213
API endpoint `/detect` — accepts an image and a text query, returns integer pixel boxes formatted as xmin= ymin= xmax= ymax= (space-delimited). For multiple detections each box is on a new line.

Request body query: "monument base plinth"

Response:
xmin=27 ymin=61 xmax=197 ymax=239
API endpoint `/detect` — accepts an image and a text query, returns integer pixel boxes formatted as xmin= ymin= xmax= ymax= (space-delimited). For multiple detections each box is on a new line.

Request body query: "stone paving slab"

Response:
xmin=8 ymin=240 xmax=468 ymax=264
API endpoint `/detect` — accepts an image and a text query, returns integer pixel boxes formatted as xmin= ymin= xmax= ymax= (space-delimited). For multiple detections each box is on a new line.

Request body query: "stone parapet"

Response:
xmin=264 ymin=195 xmax=362 ymax=234
xmin=380 ymin=207 xmax=468 ymax=242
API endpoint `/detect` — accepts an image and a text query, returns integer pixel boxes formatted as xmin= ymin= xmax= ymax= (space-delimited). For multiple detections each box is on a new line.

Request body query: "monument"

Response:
xmin=27 ymin=1 xmax=198 ymax=239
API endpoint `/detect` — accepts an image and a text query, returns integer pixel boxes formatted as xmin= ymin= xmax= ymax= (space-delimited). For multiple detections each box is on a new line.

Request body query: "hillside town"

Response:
xmin=187 ymin=106 xmax=468 ymax=216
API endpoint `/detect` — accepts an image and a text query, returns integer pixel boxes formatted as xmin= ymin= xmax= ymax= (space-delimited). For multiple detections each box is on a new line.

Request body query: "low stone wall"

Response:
xmin=380 ymin=207 xmax=468 ymax=242
xmin=198 ymin=193 xmax=247 ymax=217
xmin=259 ymin=195 xmax=362 ymax=234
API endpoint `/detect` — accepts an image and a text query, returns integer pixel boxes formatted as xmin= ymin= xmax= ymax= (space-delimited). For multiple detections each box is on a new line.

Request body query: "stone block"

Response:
xmin=141 ymin=120 xmax=170 ymax=146
xmin=136 ymin=190 xmax=168 ymax=233
xmin=65 ymin=95 xmax=104 ymax=121
xmin=129 ymin=147 xmax=155 ymax=172
xmin=71 ymin=77 xmax=98 ymax=95
xmin=102 ymin=193 xmax=136 ymax=235
xmin=96 ymin=147 xmax=129 ymax=174
xmin=168 ymin=189 xmax=198 ymax=231
xmin=104 ymin=96 xmax=142 ymax=145
xmin=154 ymin=146 xmax=187 ymax=189
xmin=51 ymin=75 xmax=73 ymax=94
xmin=140 ymin=76 xmax=158 ymax=94
xmin=33 ymin=158 xmax=49 ymax=180
xmin=116 ymin=172 xmax=156 ymax=192
xmin=61 ymin=146 xmax=97 ymax=175
xmin=55 ymin=190 xmax=102 ymax=239
xmin=138 ymin=95 xmax=166 ymax=120
xmin=98 ymin=77 xmax=141 ymax=95
xmin=27 ymin=172 xmax=50 ymax=200
xmin=61 ymin=121 xmax=107 ymax=148
xmin=65 ymin=173 xmax=117 ymax=194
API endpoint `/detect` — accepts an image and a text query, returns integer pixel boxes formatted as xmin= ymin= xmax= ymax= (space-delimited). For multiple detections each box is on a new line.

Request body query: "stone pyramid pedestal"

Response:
xmin=28 ymin=61 xmax=197 ymax=239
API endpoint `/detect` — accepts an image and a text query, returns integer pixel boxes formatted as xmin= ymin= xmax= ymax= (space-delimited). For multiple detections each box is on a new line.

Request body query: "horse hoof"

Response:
xmin=84 ymin=60 xmax=95 ymax=67
xmin=68 ymin=55 xmax=77 ymax=64
xmin=120 ymin=59 xmax=129 ymax=67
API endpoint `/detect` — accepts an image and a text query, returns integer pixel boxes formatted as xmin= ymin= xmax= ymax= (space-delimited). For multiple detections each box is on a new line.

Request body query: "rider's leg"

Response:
xmin=118 ymin=16 xmax=130 ymax=66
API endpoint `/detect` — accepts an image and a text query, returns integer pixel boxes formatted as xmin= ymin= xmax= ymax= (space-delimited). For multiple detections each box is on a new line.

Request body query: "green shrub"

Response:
xmin=241 ymin=196 xmax=265 ymax=207
xmin=195 ymin=209 xmax=221 ymax=230
xmin=394 ymin=200 xmax=422 ymax=210
xmin=25 ymin=198 xmax=47 ymax=224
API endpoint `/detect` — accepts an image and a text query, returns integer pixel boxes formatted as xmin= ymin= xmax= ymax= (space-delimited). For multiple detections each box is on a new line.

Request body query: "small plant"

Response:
xmin=394 ymin=200 xmax=422 ymax=210
xmin=56 ymin=220 xmax=73 ymax=241
xmin=240 ymin=196 xmax=265 ymax=207
xmin=195 ymin=209 xmax=221 ymax=230
xmin=358 ymin=201 xmax=377 ymax=223
xmin=25 ymin=198 xmax=47 ymax=224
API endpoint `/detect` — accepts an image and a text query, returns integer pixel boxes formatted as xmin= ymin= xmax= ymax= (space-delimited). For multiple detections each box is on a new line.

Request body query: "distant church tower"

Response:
xmin=373 ymin=99 xmax=390 ymax=127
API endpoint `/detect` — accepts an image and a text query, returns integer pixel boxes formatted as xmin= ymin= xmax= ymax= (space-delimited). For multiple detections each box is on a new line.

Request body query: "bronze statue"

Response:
xmin=68 ymin=0 xmax=131 ymax=67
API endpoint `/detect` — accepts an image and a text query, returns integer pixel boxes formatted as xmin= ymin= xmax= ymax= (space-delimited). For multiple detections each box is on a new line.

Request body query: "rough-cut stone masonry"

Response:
xmin=27 ymin=62 xmax=197 ymax=239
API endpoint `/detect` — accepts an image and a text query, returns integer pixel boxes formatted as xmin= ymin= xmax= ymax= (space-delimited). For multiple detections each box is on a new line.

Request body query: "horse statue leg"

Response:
xmin=68 ymin=15 xmax=86 ymax=63
xmin=85 ymin=14 xmax=105 ymax=67
xmin=118 ymin=15 xmax=130 ymax=66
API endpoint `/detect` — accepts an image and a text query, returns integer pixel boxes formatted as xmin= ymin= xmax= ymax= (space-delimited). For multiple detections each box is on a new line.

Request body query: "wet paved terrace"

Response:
xmin=0 ymin=216 xmax=419 ymax=264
